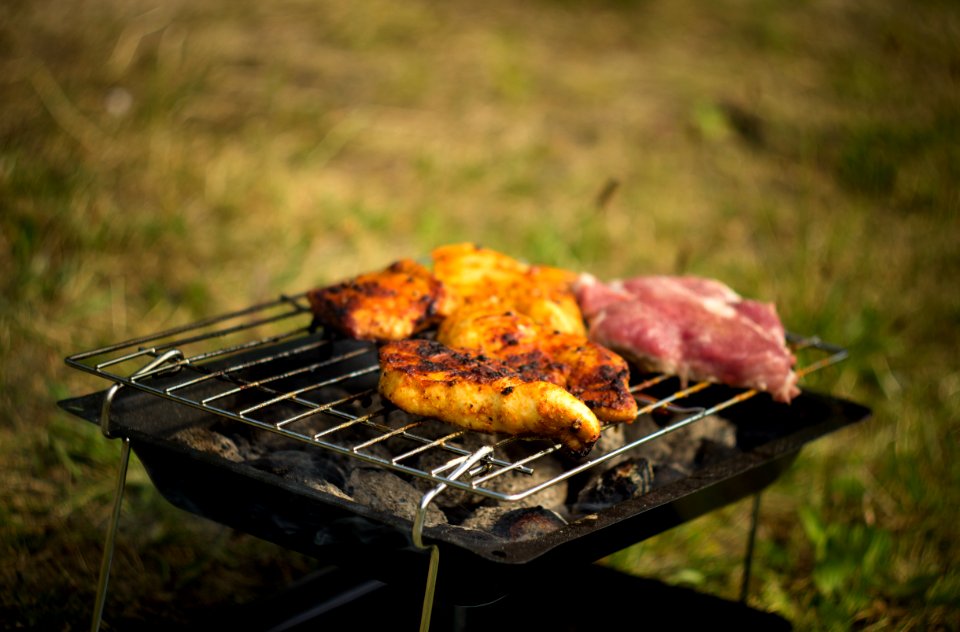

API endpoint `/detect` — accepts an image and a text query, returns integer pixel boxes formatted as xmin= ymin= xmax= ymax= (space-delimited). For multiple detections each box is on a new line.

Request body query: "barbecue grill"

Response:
xmin=60 ymin=291 xmax=870 ymax=631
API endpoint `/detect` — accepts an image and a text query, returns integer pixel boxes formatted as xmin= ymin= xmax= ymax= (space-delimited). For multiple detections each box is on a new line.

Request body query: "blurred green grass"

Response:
xmin=2 ymin=0 xmax=958 ymax=629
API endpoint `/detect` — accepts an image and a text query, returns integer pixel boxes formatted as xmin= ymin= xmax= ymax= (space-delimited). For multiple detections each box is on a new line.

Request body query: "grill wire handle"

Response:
xmin=411 ymin=446 xmax=494 ymax=632
xmin=90 ymin=350 xmax=184 ymax=632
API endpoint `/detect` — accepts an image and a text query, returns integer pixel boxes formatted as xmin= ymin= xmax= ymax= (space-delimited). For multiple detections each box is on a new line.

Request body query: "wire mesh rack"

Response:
xmin=66 ymin=292 xmax=849 ymax=503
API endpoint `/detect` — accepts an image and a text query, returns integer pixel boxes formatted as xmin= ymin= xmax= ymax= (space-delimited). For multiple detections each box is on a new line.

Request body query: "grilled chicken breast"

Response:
xmin=378 ymin=339 xmax=602 ymax=455
xmin=307 ymin=259 xmax=454 ymax=341
xmin=437 ymin=308 xmax=638 ymax=423
xmin=431 ymin=243 xmax=586 ymax=336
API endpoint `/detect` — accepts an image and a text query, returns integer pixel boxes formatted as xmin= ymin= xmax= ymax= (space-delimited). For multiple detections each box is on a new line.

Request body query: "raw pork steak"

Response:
xmin=574 ymin=274 xmax=799 ymax=403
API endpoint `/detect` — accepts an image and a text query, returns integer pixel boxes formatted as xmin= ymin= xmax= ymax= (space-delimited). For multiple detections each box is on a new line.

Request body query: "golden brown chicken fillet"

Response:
xmin=549 ymin=333 xmax=638 ymax=423
xmin=378 ymin=339 xmax=602 ymax=455
xmin=431 ymin=243 xmax=586 ymax=336
xmin=307 ymin=259 xmax=454 ymax=341
xmin=437 ymin=309 xmax=638 ymax=423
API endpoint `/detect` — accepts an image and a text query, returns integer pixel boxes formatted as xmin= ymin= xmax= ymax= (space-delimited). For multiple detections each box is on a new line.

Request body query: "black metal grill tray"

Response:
xmin=58 ymin=378 xmax=869 ymax=605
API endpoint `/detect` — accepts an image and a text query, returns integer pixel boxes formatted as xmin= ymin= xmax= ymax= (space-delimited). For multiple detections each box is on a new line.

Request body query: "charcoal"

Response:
xmin=222 ymin=424 xmax=313 ymax=460
xmin=651 ymin=463 xmax=687 ymax=488
xmin=347 ymin=467 xmax=446 ymax=526
xmin=409 ymin=433 xmax=497 ymax=510
xmin=696 ymin=438 xmax=742 ymax=467
xmin=623 ymin=414 xmax=737 ymax=475
xmin=482 ymin=456 xmax=567 ymax=512
xmin=591 ymin=423 xmax=630 ymax=455
xmin=171 ymin=394 xmax=741 ymax=542
xmin=247 ymin=449 xmax=348 ymax=491
xmin=340 ymin=441 xmax=395 ymax=472
xmin=408 ymin=435 xmax=567 ymax=514
xmin=458 ymin=506 xmax=510 ymax=532
xmin=569 ymin=414 xmax=656 ymax=471
xmin=574 ymin=457 xmax=654 ymax=513
xmin=304 ymin=478 xmax=352 ymax=500
xmin=491 ymin=507 xmax=568 ymax=540
xmin=290 ymin=387 xmax=374 ymax=436
xmin=460 ymin=506 xmax=567 ymax=540
xmin=171 ymin=426 xmax=243 ymax=462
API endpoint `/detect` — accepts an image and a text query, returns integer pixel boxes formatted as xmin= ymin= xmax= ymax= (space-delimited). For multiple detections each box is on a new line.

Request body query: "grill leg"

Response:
xmin=90 ymin=438 xmax=131 ymax=632
xmin=419 ymin=545 xmax=441 ymax=632
xmin=411 ymin=447 xmax=493 ymax=632
xmin=90 ymin=350 xmax=184 ymax=632
xmin=740 ymin=492 xmax=762 ymax=604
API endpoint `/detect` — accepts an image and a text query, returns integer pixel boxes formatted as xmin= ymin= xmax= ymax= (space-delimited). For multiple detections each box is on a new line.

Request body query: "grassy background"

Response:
xmin=2 ymin=0 xmax=958 ymax=629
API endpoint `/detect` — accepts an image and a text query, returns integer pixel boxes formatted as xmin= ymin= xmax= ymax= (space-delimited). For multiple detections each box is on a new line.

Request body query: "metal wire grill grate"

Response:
xmin=66 ymin=293 xmax=847 ymax=502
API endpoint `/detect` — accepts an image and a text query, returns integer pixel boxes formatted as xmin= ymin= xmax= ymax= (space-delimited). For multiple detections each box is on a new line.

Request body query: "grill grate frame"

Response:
xmin=66 ymin=292 xmax=848 ymax=503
